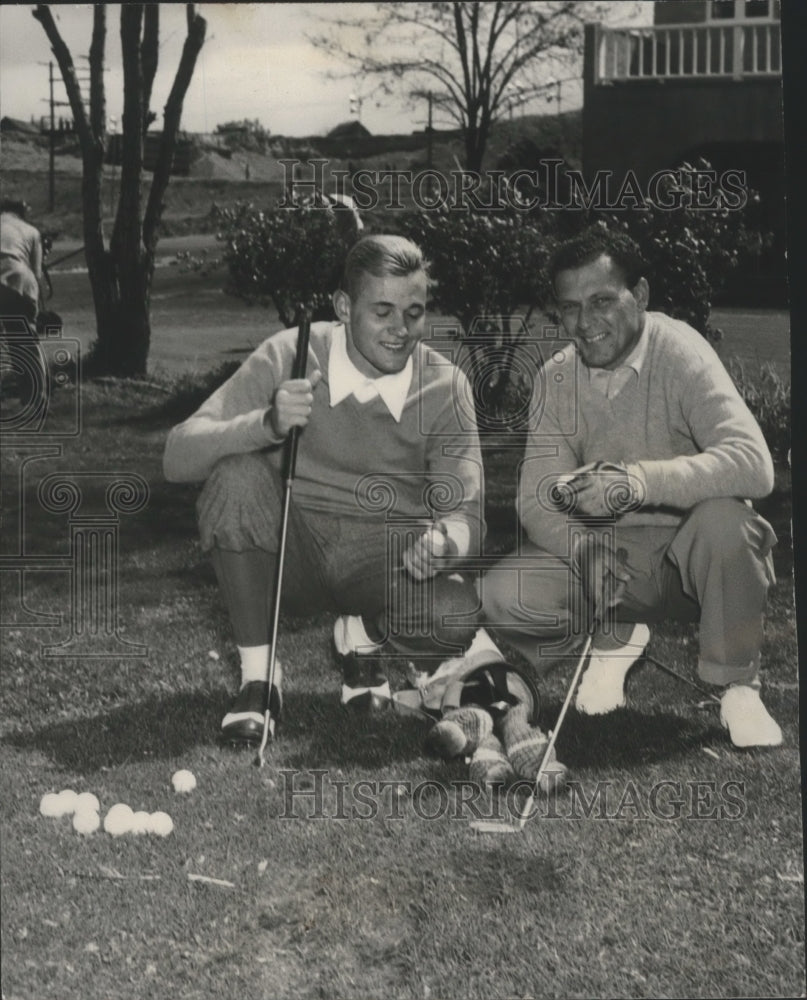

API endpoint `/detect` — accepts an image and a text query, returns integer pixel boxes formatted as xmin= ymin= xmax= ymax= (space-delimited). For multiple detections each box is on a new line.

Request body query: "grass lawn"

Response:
xmin=0 ymin=362 xmax=802 ymax=999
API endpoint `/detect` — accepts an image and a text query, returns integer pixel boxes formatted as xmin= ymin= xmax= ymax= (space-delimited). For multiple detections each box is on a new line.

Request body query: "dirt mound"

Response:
xmin=189 ymin=149 xmax=288 ymax=183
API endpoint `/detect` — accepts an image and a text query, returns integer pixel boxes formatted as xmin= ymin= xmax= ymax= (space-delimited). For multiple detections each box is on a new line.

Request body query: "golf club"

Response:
xmin=254 ymin=306 xmax=312 ymax=768
xmin=642 ymin=651 xmax=721 ymax=706
xmin=470 ymin=627 xmax=595 ymax=835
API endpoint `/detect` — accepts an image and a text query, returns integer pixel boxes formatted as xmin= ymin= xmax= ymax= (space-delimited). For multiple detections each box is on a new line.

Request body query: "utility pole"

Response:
xmin=40 ymin=59 xmax=87 ymax=212
xmin=48 ymin=62 xmax=55 ymax=211
xmin=426 ymin=90 xmax=433 ymax=171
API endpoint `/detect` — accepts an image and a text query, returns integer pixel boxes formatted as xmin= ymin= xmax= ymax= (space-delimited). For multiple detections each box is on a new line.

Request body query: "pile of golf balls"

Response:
xmin=39 ymin=786 xmax=178 ymax=837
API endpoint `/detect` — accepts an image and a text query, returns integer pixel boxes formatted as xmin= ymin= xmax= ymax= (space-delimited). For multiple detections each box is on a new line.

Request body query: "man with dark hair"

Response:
xmin=165 ymin=234 xmax=496 ymax=743
xmin=481 ymin=226 xmax=782 ymax=748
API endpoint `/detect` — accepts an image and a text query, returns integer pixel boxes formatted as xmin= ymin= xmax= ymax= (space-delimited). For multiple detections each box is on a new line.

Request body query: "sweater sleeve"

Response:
xmin=627 ymin=345 xmax=774 ymax=509
xmin=518 ymin=367 xmax=585 ymax=557
xmin=163 ymin=332 xmax=296 ymax=483
xmin=426 ymin=368 xmax=485 ymax=558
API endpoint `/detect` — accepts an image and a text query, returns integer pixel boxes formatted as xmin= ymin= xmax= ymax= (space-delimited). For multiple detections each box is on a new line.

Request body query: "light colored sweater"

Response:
xmin=163 ymin=322 xmax=484 ymax=555
xmin=519 ymin=311 xmax=774 ymax=555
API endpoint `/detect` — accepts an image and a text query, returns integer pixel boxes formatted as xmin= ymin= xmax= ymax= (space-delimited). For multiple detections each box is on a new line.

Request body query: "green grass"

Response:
xmin=0 ymin=378 xmax=803 ymax=1000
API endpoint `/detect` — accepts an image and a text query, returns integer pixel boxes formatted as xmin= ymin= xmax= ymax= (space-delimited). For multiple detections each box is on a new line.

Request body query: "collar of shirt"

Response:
xmin=328 ymin=324 xmax=413 ymax=422
xmin=586 ymin=318 xmax=649 ymax=399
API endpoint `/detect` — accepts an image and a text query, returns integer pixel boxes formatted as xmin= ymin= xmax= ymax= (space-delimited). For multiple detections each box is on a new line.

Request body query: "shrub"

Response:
xmin=400 ymin=208 xmax=555 ymax=430
xmin=599 ymin=161 xmax=768 ymax=342
xmin=726 ymin=359 xmax=790 ymax=462
xmin=217 ymin=198 xmax=361 ymax=327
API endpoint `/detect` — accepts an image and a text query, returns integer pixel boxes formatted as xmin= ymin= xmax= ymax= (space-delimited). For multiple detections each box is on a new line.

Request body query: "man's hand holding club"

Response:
xmin=265 ymin=370 xmax=323 ymax=438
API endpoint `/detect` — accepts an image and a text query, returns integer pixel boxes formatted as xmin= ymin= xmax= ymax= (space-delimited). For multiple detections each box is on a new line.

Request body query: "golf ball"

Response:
xmin=171 ymin=769 xmax=197 ymax=794
xmin=39 ymin=792 xmax=63 ymax=818
xmin=75 ymin=792 xmax=101 ymax=814
xmin=130 ymin=810 xmax=151 ymax=835
xmin=73 ymin=810 xmax=100 ymax=836
xmin=148 ymin=811 xmax=174 ymax=837
xmin=103 ymin=803 xmax=135 ymax=836
xmin=57 ymin=789 xmax=80 ymax=815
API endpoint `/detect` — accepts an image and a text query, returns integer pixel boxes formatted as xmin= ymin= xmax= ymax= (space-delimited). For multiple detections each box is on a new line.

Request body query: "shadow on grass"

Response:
xmin=2 ymin=689 xmax=230 ymax=773
xmin=550 ymin=704 xmax=718 ymax=769
xmin=1 ymin=689 xmax=431 ymax=774
xmin=280 ymin=692 xmax=432 ymax=770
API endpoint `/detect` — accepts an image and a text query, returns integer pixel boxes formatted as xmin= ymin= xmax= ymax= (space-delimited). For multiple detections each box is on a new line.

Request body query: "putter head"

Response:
xmin=252 ymin=715 xmax=276 ymax=768
xmin=470 ymin=819 xmax=521 ymax=835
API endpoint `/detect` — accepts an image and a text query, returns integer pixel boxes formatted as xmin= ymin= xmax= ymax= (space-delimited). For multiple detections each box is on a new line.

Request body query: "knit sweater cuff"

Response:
xmin=623 ymin=463 xmax=649 ymax=509
xmin=259 ymin=408 xmax=287 ymax=447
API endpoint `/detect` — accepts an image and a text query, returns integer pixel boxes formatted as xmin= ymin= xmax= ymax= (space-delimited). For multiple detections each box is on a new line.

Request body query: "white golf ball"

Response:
xmin=39 ymin=792 xmax=63 ymax=818
xmin=57 ymin=789 xmax=80 ymax=815
xmin=103 ymin=803 xmax=135 ymax=836
xmin=75 ymin=792 xmax=101 ymax=814
xmin=171 ymin=769 xmax=197 ymax=794
xmin=73 ymin=810 xmax=100 ymax=836
xmin=130 ymin=810 xmax=151 ymax=835
xmin=148 ymin=811 xmax=174 ymax=837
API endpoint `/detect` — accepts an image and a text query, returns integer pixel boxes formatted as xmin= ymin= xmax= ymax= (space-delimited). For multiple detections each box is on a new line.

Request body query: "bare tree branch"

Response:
xmin=33 ymin=5 xmax=94 ymax=153
xmin=143 ymin=5 xmax=206 ymax=253
xmin=307 ymin=0 xmax=625 ymax=170
xmin=113 ymin=3 xmax=145 ymax=260
xmin=89 ymin=5 xmax=106 ymax=140
xmin=142 ymin=5 xmax=159 ymax=131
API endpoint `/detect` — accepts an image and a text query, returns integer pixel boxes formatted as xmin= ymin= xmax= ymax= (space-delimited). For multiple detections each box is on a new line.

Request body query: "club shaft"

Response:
xmin=255 ymin=309 xmax=311 ymax=766
xmin=515 ymin=631 xmax=594 ymax=830
xmin=256 ymin=481 xmax=294 ymax=763
xmin=644 ymin=653 xmax=721 ymax=704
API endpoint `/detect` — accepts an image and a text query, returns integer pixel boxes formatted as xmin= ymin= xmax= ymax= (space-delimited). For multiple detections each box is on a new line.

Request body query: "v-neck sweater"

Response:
xmin=164 ymin=321 xmax=484 ymax=551
xmin=519 ymin=311 xmax=774 ymax=555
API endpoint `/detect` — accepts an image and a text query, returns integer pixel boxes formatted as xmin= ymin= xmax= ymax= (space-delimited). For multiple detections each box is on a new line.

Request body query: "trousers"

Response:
xmin=197 ymin=452 xmax=478 ymax=659
xmin=480 ymin=498 xmax=777 ymax=687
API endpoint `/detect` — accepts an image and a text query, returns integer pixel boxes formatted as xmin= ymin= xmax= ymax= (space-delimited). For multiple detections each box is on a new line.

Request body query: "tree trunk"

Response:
xmin=34 ymin=3 xmax=206 ymax=380
xmin=93 ymin=289 xmax=152 ymax=377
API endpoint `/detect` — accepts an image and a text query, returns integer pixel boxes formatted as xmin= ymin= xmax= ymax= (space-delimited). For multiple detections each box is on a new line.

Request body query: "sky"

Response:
xmin=0 ymin=3 xmax=650 ymax=138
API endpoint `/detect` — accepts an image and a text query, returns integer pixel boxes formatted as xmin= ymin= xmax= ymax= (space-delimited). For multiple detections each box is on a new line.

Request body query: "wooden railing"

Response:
xmin=596 ymin=20 xmax=781 ymax=82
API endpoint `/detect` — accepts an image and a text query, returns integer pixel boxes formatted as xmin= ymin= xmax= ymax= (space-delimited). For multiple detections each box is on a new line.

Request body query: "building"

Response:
xmin=583 ymin=0 xmax=785 ymax=300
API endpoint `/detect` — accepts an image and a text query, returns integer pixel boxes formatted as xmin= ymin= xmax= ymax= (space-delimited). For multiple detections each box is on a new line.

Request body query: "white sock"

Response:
xmin=334 ymin=615 xmax=381 ymax=656
xmin=465 ymin=628 xmax=503 ymax=659
xmin=238 ymin=645 xmax=269 ymax=686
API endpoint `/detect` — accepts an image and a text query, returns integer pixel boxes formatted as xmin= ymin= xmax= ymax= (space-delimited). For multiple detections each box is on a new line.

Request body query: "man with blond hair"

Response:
xmin=165 ymin=234 xmax=494 ymax=742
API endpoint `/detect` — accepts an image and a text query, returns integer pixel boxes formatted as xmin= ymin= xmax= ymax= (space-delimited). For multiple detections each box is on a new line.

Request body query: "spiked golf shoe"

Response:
xmin=333 ymin=615 xmax=390 ymax=712
xmin=338 ymin=651 xmax=391 ymax=713
xmin=575 ymin=623 xmax=650 ymax=715
xmin=720 ymin=684 xmax=783 ymax=747
xmin=221 ymin=667 xmax=282 ymax=745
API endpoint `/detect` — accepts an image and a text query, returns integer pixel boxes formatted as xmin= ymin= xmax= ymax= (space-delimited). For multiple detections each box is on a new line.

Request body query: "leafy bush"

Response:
xmin=726 ymin=359 xmax=790 ymax=461
xmin=400 ymin=208 xmax=554 ymax=430
xmin=596 ymin=162 xmax=768 ymax=342
xmin=217 ymin=199 xmax=361 ymax=327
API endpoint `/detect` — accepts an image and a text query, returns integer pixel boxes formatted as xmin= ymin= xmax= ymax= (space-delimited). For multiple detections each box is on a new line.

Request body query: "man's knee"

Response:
xmin=684 ymin=498 xmax=775 ymax=559
xmin=197 ymin=452 xmax=282 ymax=551
xmin=386 ymin=571 xmax=478 ymax=652
xmin=430 ymin=572 xmax=478 ymax=648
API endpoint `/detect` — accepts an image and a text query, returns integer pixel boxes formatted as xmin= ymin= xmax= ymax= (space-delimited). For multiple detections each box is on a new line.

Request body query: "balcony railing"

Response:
xmin=596 ymin=20 xmax=781 ymax=83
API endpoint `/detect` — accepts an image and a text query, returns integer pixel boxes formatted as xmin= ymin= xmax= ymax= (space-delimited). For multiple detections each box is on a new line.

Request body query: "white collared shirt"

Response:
xmin=587 ymin=320 xmax=649 ymax=400
xmin=328 ymin=324 xmax=413 ymax=422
